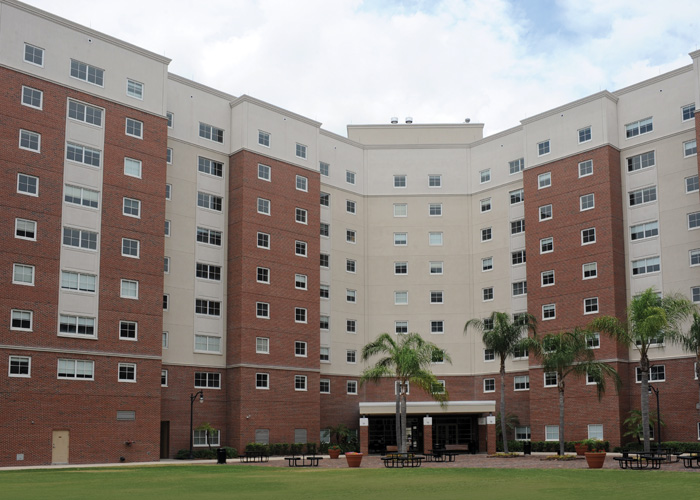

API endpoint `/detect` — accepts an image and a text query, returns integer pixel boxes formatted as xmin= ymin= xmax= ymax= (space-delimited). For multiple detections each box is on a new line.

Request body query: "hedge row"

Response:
xmin=497 ymin=440 xmax=610 ymax=453
xmin=175 ymin=447 xmax=238 ymax=459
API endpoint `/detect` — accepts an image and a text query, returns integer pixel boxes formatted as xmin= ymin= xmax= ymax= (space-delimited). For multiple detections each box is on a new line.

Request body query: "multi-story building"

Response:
xmin=1 ymin=0 xmax=698 ymax=466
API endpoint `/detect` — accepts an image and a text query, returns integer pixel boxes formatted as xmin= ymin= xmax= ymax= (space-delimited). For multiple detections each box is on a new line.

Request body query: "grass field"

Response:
xmin=1 ymin=465 xmax=698 ymax=500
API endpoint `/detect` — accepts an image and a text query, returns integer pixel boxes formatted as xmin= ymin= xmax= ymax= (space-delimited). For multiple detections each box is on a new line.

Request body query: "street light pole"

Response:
xmin=648 ymin=384 xmax=661 ymax=452
xmin=189 ymin=391 xmax=204 ymax=459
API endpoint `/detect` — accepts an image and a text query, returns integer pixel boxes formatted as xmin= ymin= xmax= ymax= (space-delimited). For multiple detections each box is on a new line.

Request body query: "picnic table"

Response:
xmin=613 ymin=453 xmax=663 ymax=470
xmin=426 ymin=450 xmax=459 ymax=462
xmin=679 ymin=453 xmax=700 ymax=468
xmin=380 ymin=453 xmax=425 ymax=468
xmin=284 ymin=454 xmax=323 ymax=467
xmin=239 ymin=451 xmax=269 ymax=463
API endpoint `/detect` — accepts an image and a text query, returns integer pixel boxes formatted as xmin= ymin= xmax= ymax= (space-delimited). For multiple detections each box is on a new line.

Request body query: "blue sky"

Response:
xmin=22 ymin=0 xmax=700 ymax=137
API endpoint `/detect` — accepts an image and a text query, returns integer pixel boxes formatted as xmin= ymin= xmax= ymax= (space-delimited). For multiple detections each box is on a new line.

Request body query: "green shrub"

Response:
xmin=306 ymin=443 xmax=317 ymax=455
xmin=175 ymin=449 xmax=190 ymax=460
xmin=290 ymin=443 xmax=303 ymax=455
xmin=319 ymin=442 xmax=330 ymax=454
xmin=245 ymin=443 xmax=270 ymax=456
xmin=224 ymin=447 xmax=238 ymax=458
xmin=623 ymin=441 xmax=700 ymax=453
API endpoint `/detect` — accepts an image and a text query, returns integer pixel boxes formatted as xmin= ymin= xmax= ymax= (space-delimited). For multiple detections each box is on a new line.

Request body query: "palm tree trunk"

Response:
xmin=500 ymin=359 xmax=508 ymax=453
xmin=640 ymin=357 xmax=650 ymax=453
xmin=696 ymin=354 xmax=700 ymax=415
xmin=401 ymin=390 xmax=408 ymax=454
xmin=558 ymin=382 xmax=565 ymax=457
xmin=395 ymin=383 xmax=401 ymax=453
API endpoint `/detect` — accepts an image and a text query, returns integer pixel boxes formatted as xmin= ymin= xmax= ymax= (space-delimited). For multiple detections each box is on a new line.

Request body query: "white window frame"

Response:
xmin=125 ymin=118 xmax=143 ymax=139
xmin=11 ymin=309 xmax=33 ymax=331
xmin=482 ymin=257 xmax=493 ymax=272
xmin=429 ymin=203 xmax=442 ymax=216
xmin=684 ymin=140 xmax=697 ymax=157
xmin=19 ymin=129 xmax=41 ymax=152
xmin=583 ymin=262 xmax=598 ymax=280
xmin=295 ymin=144 xmax=307 ymax=160
xmin=256 ymin=302 xmax=270 ymax=319
xmin=428 ymin=174 xmax=442 ymax=187
xmin=481 ymin=227 xmax=492 ymax=242
xmin=537 ymin=140 xmax=550 ymax=156
xmin=540 ymin=237 xmax=553 ymax=254
xmin=480 ymin=198 xmax=491 ymax=213
xmin=256 ymin=337 xmax=270 ymax=354
xmin=394 ymin=232 xmax=408 ymax=246
xmin=295 ymin=307 xmax=307 ymax=324
xmin=430 ymin=261 xmax=443 ymax=275
xmin=580 ymin=193 xmax=595 ymax=211
xmin=295 ymin=375 xmax=308 ymax=391
xmin=514 ymin=375 xmax=530 ymax=391
xmin=429 ymin=232 xmax=443 ymax=246
xmin=347 ymin=380 xmax=358 ymax=395
xmin=15 ymin=218 xmax=36 ymax=241
xmin=126 ymin=79 xmax=144 ymax=99
xmin=686 ymin=175 xmax=699 ymax=193
xmin=479 ymin=169 xmax=491 ymax=184
xmin=256 ymin=373 xmax=270 ymax=390
xmin=544 ymin=372 xmax=558 ymax=387
xmin=394 ymin=174 xmax=407 ymax=188
xmin=120 ymin=279 xmax=139 ymax=299
xmin=635 ymin=365 xmax=666 ymax=383
xmin=22 ymin=86 xmax=43 ymax=110
xmin=483 ymin=378 xmax=495 ymax=393
xmin=509 ymin=158 xmax=524 ymax=174
xmin=346 ymin=170 xmax=356 ymax=184
xmin=539 ymin=204 xmax=552 ymax=221
xmin=57 ymin=359 xmax=94 ymax=380
xmin=538 ymin=172 xmax=551 ymax=189
xmin=118 ymin=363 xmax=137 ymax=383
xmin=578 ymin=159 xmax=593 ymax=177
xmin=24 ymin=43 xmax=44 ymax=67
xmin=12 ymin=264 xmax=34 ymax=286
xmin=70 ymin=59 xmax=104 ymax=87
xmin=581 ymin=227 xmax=596 ymax=245
xmin=394 ymin=291 xmax=408 ymax=305
xmin=296 ymin=175 xmax=308 ymax=191
xmin=584 ymin=297 xmax=599 ymax=315
xmin=122 ymin=238 xmax=140 ymax=258
xmin=626 ymin=117 xmax=653 ymax=138
xmin=482 ymin=287 xmax=494 ymax=302
xmin=545 ymin=425 xmax=559 ymax=441
xmin=9 ymin=356 xmax=31 ymax=378
xmin=119 ymin=320 xmax=138 ymax=341
xmin=578 ymin=126 xmax=592 ymax=144
xmin=542 ymin=304 xmax=556 ymax=320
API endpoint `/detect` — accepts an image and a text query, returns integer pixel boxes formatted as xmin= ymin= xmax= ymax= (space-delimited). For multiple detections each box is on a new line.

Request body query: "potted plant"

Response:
xmin=573 ymin=441 xmax=588 ymax=456
xmin=328 ymin=444 xmax=342 ymax=459
xmin=583 ymin=439 xmax=607 ymax=469
xmin=345 ymin=451 xmax=363 ymax=467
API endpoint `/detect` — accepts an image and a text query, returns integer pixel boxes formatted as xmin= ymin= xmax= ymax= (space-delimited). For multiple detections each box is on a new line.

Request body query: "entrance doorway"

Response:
xmin=367 ymin=416 xmax=423 ymax=454
xmin=52 ymin=430 xmax=69 ymax=464
xmin=160 ymin=421 xmax=170 ymax=459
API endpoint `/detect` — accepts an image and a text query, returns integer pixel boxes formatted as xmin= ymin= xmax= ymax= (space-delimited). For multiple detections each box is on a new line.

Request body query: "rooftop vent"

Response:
xmin=405 ymin=117 xmax=413 ymax=124
xmin=465 ymin=118 xmax=471 ymax=123
xmin=390 ymin=117 xmax=398 ymax=124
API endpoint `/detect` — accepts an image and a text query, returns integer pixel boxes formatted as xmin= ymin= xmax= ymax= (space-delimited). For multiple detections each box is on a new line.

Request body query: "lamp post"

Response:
xmin=189 ymin=390 xmax=204 ymax=459
xmin=648 ymin=384 xmax=661 ymax=452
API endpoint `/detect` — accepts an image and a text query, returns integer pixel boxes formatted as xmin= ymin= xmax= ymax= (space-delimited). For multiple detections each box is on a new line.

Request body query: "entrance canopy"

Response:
xmin=359 ymin=400 xmax=496 ymax=416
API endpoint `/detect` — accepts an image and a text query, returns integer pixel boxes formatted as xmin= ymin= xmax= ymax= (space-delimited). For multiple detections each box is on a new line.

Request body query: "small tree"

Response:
xmin=670 ymin=312 xmax=700 ymax=414
xmin=465 ymin=312 xmax=536 ymax=453
xmin=326 ymin=423 xmax=350 ymax=446
xmin=623 ymin=409 xmax=664 ymax=445
xmin=526 ymin=328 xmax=620 ymax=457
xmin=195 ymin=422 xmax=218 ymax=450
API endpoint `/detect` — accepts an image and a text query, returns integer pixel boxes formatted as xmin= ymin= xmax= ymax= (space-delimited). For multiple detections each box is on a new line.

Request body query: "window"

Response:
xmin=581 ymin=228 xmax=596 ymax=245
xmin=296 ymin=175 xmax=308 ymax=191
xmin=429 ymin=174 xmax=442 ymax=187
xmin=165 ymin=184 xmax=172 ymax=200
xmin=19 ymin=129 xmax=40 ymax=152
xmin=164 ymin=220 xmax=171 ymax=237
xmin=512 ymin=250 xmax=526 ymax=266
xmin=540 ymin=237 xmax=553 ymax=253
xmin=320 ymin=316 xmax=329 ymax=330
xmin=295 ymin=144 xmax=307 ymax=159
xmin=579 ymin=126 xmax=592 ymax=143
xmin=256 ymin=337 xmax=269 ymax=354
xmin=199 ymin=122 xmax=224 ymax=143
xmin=256 ymin=373 xmax=269 ymax=389
xmin=24 ymin=43 xmax=43 ymax=66
xmin=430 ymin=321 xmax=444 ymax=334
xmin=198 ymin=157 xmax=223 ymax=177
xmin=545 ymin=425 xmax=559 ymax=441
xmin=689 ymin=211 xmax=700 ymax=229
xmin=66 ymin=143 xmax=101 ymax=167
xmin=63 ymin=227 xmax=97 ymax=250
xmin=320 ymin=253 xmax=329 ymax=267
xmin=544 ymin=372 xmax=558 ymax=387
xmin=693 ymin=286 xmax=700 ymax=303
xmin=391 ymin=203 xmax=408 ymax=218
xmin=479 ymin=169 xmax=491 ymax=183
xmin=320 ymin=192 xmax=329 ymax=207
xmin=515 ymin=426 xmax=531 ymax=441
xmin=161 ymin=369 xmax=168 ymax=387
xmin=125 ymin=118 xmax=143 ymax=138
xmin=166 ymin=148 xmax=172 ymax=164
xmin=256 ymin=302 xmax=270 ymax=319
xmin=346 ymin=259 xmax=356 ymax=273
xmin=68 ymin=100 xmax=104 ymax=127
xmin=126 ymin=79 xmax=143 ymax=99
xmin=195 ymin=299 xmax=221 ymax=316
xmin=430 ymin=291 xmax=443 ymax=304
xmin=514 ymin=375 xmax=529 ymax=391
xmin=320 ymin=347 xmax=330 ymax=362
xmin=166 ymin=112 xmax=173 ymax=128
xmin=627 ymin=151 xmax=655 ymax=172
xmin=687 ymin=175 xmax=699 ymax=193
xmin=121 ymin=238 xmax=139 ymax=258
xmin=539 ymin=270 xmax=554 ymax=287
xmin=429 ymin=232 xmax=443 ymax=246
xmin=198 ymin=192 xmax=222 ymax=212
xmin=61 ymin=271 xmax=96 ymax=292
xmin=394 ymin=175 xmax=407 ymax=187
xmin=195 ymin=228 xmax=221 ymax=247
xmin=395 ymin=321 xmax=408 ymax=334
xmin=682 ymin=103 xmax=695 ymax=121
xmin=346 ymin=350 xmax=356 ymax=364
xmin=579 ymin=159 xmax=593 ymax=177
xmin=509 ymin=188 xmax=524 ymax=204
xmin=320 ymin=284 xmax=330 ymax=298
xmin=118 ymin=363 xmax=136 ymax=382
xmin=346 ymin=289 xmax=357 ymax=303
xmin=295 ymin=308 xmax=307 ymax=323
xmin=296 ymin=208 xmax=308 ymax=225
xmin=320 ymin=379 xmax=330 ymax=393
xmin=258 ymin=130 xmax=270 ymax=147
xmin=587 ymin=332 xmax=600 ymax=349
xmin=484 ymin=349 xmax=495 ymax=361
xmin=684 ymin=140 xmax=697 ymax=157
xmin=65 ymin=185 xmax=99 ymax=209
xmin=538 ymin=172 xmax=551 ymax=189
xmin=539 ymin=204 xmax=552 ymax=221
xmin=57 ymin=359 xmax=94 ymax=380
xmin=22 ymin=86 xmax=43 ymax=109
xmin=122 ymin=198 xmax=141 ymax=218
xmin=295 ymin=341 xmax=307 ymax=357
xmin=635 ymin=365 xmax=665 ymax=383
xmin=11 ymin=309 xmax=33 ymax=331
xmin=630 ymin=221 xmax=658 ymax=241
xmin=429 ymin=203 xmax=442 ymax=216
xmin=584 ymin=297 xmax=599 ymax=314
xmin=320 ymin=161 xmax=329 ymax=176
xmin=164 ymin=257 xmax=170 ymax=273
xmin=258 ymin=164 xmax=271 ymax=181
xmin=482 ymin=287 xmax=493 ymax=301
xmin=430 ymin=261 xmax=443 ymax=275
xmin=626 ymin=117 xmax=653 ymax=138
xmin=70 ymin=59 xmax=103 ymax=86
xmin=512 ymin=281 xmax=527 ymax=296
xmin=293 ymin=274 xmax=307 ymax=290
xmin=395 ymin=262 xmax=408 ymax=275
xmin=480 ymin=198 xmax=491 ymax=213
xmin=17 ymin=173 xmax=38 ymax=197
xmin=542 ymin=304 xmax=556 ymax=320
xmin=395 ymin=291 xmax=408 ymax=305
xmin=537 ymin=140 xmax=550 ymax=156
xmin=15 ymin=218 xmax=36 ymax=241
xmin=481 ymin=227 xmax=492 ymax=242
xmin=346 ymin=170 xmax=356 ymax=184
xmin=346 ymin=229 xmax=356 ymax=243
xmin=394 ymin=232 xmax=408 ymax=246
xmin=513 ymin=345 xmax=528 ymax=359
xmin=163 ymin=295 xmax=169 ymax=311
xmin=583 ymin=262 xmax=598 ymax=279
xmin=632 ymin=256 xmax=660 ymax=275
xmin=119 ymin=321 xmax=137 ymax=340
xmin=580 ymin=193 xmax=595 ymax=211
xmin=196 ymin=263 xmax=222 ymax=281
xmin=120 ymin=279 xmax=138 ymax=299
xmin=482 ymin=257 xmax=493 ymax=272
xmin=588 ymin=424 xmax=604 ymax=440
xmin=257 ymin=198 xmax=270 ymax=215
xmin=295 ymin=375 xmax=307 ymax=391
xmin=253 ymin=232 xmax=269 ymax=250
xmin=511 ymin=219 xmax=525 ymax=235
xmin=346 ymin=200 xmax=356 ymax=214
xmin=195 ymin=372 xmax=221 ymax=389
xmin=119 ymin=158 xmax=143 ymax=180
xmin=509 ymin=158 xmax=524 ymax=174
xmin=59 ymin=314 xmax=95 ymax=337
xmin=347 ymin=381 xmax=358 ymax=394
xmin=483 ymin=378 xmax=495 ymax=393
xmin=691 ymin=249 xmax=700 ymax=267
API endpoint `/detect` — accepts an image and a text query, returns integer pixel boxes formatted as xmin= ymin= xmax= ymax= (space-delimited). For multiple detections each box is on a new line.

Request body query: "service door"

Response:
xmin=52 ymin=430 xmax=69 ymax=464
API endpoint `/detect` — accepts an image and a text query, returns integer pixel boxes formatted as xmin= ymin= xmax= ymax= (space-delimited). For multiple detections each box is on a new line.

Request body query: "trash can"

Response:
xmin=523 ymin=441 xmax=532 ymax=455
xmin=217 ymin=448 xmax=227 ymax=464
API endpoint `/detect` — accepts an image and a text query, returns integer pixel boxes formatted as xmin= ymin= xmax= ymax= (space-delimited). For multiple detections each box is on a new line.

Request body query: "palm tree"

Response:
xmin=671 ymin=312 xmax=700 ymax=415
xmin=590 ymin=288 xmax=694 ymax=452
xmin=360 ymin=333 xmax=450 ymax=453
xmin=526 ymin=328 xmax=620 ymax=456
xmin=464 ymin=312 xmax=536 ymax=453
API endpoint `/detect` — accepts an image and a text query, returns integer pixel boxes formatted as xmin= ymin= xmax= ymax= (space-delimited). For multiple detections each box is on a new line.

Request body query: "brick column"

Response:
xmin=486 ymin=415 xmax=497 ymax=455
xmin=423 ymin=417 xmax=433 ymax=453
xmin=359 ymin=417 xmax=369 ymax=454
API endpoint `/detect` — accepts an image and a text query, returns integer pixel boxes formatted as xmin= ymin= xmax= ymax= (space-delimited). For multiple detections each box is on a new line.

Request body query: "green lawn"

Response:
xmin=1 ymin=465 xmax=698 ymax=500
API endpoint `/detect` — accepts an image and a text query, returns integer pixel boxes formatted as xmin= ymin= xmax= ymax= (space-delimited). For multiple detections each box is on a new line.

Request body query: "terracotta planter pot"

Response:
xmin=345 ymin=453 xmax=363 ymax=467
xmin=328 ymin=448 xmax=341 ymax=459
xmin=584 ymin=452 xmax=606 ymax=469
xmin=574 ymin=443 xmax=588 ymax=456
